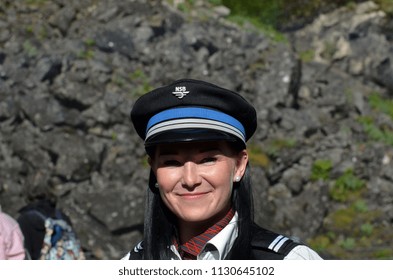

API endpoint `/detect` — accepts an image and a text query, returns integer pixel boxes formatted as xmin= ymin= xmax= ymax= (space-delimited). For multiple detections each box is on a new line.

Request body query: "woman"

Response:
xmin=125 ymin=79 xmax=322 ymax=260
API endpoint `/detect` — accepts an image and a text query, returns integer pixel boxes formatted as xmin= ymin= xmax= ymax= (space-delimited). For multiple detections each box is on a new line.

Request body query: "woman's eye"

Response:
xmin=200 ymin=157 xmax=216 ymax=164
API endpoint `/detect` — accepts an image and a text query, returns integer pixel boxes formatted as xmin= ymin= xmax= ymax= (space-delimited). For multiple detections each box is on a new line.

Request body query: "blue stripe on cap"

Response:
xmin=146 ymin=107 xmax=246 ymax=138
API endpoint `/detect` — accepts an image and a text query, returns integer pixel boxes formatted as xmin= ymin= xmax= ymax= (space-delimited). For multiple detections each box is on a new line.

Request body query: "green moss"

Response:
xmin=373 ymin=249 xmax=393 ymax=259
xmin=329 ymin=169 xmax=365 ymax=202
xmin=353 ymin=199 xmax=368 ymax=212
xmin=226 ymin=15 xmax=287 ymax=42
xmin=339 ymin=237 xmax=356 ymax=250
xmin=308 ymin=201 xmax=391 ymax=259
xmin=78 ymin=49 xmax=94 ymax=59
xmin=359 ymin=92 xmax=393 ymax=146
xmin=84 ymin=38 xmax=96 ymax=47
xmin=247 ymin=143 xmax=270 ymax=168
xmin=375 ymin=0 xmax=393 ymax=17
xmin=308 ymin=235 xmax=331 ymax=252
xmin=299 ymin=49 xmax=315 ymax=62
xmin=264 ymin=138 xmax=296 ymax=157
xmin=369 ymin=92 xmax=393 ymax=119
xmin=23 ymin=40 xmax=38 ymax=57
xmin=358 ymin=116 xmax=393 ymax=146
xmin=310 ymin=159 xmax=332 ymax=181
xmin=129 ymin=70 xmax=153 ymax=97
xmin=360 ymin=223 xmax=374 ymax=236
xmin=326 ymin=202 xmax=381 ymax=234
xmin=321 ymin=41 xmax=336 ymax=60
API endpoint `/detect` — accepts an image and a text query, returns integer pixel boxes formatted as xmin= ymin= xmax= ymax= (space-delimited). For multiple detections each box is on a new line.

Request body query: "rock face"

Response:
xmin=0 ymin=0 xmax=392 ymax=259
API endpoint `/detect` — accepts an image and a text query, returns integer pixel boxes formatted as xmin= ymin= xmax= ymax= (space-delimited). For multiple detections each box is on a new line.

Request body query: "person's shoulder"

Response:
xmin=250 ymin=224 xmax=303 ymax=259
xmin=122 ymin=241 xmax=144 ymax=260
xmin=250 ymin=224 xmax=323 ymax=260
xmin=284 ymin=245 xmax=323 ymax=260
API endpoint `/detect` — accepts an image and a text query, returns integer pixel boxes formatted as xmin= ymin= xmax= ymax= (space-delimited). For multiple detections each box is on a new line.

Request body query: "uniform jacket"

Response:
xmin=125 ymin=219 xmax=322 ymax=260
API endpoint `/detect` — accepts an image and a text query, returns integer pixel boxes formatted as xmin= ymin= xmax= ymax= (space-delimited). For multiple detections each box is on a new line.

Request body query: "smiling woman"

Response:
xmin=124 ymin=79 xmax=322 ymax=260
xmin=151 ymin=141 xmax=247 ymax=243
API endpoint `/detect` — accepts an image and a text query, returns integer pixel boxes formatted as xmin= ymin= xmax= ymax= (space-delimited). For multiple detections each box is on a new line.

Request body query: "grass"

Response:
xmin=310 ymin=159 xmax=332 ymax=181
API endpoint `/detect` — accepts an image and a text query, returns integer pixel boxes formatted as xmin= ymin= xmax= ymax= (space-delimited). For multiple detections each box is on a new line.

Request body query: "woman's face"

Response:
xmin=149 ymin=141 xmax=248 ymax=225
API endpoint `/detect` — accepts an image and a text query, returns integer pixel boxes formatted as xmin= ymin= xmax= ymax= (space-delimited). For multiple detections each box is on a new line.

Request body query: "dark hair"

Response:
xmin=142 ymin=144 xmax=254 ymax=260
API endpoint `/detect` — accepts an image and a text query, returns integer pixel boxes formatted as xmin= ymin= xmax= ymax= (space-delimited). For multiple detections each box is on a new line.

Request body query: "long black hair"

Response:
xmin=142 ymin=145 xmax=255 ymax=260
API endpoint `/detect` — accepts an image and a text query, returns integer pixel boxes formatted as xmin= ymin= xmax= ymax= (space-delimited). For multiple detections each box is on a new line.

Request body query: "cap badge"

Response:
xmin=172 ymin=86 xmax=189 ymax=99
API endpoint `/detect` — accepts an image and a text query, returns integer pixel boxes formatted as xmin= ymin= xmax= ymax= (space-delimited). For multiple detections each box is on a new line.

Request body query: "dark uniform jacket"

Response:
xmin=128 ymin=223 xmax=302 ymax=260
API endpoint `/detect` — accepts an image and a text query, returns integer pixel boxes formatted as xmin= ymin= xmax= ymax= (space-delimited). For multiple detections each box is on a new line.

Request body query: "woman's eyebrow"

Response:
xmin=199 ymin=147 xmax=221 ymax=153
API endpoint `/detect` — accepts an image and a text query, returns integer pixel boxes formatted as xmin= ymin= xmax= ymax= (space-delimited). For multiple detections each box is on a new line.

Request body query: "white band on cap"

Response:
xmin=145 ymin=107 xmax=246 ymax=143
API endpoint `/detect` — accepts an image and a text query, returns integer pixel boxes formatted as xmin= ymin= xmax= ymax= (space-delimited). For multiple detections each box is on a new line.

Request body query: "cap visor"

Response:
xmin=145 ymin=128 xmax=240 ymax=147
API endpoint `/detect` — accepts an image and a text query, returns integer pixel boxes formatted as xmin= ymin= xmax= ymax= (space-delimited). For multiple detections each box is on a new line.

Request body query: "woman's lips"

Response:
xmin=177 ymin=191 xmax=211 ymax=199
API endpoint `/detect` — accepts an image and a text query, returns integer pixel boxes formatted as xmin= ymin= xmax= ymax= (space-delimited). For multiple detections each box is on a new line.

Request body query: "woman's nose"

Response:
xmin=181 ymin=161 xmax=201 ymax=189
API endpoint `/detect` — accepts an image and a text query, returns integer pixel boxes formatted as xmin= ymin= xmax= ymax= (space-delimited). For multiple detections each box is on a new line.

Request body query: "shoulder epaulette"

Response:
xmin=128 ymin=241 xmax=144 ymax=260
xmin=250 ymin=224 xmax=302 ymax=259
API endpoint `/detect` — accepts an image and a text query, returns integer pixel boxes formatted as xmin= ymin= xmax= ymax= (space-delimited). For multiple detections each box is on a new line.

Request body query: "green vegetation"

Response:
xmin=77 ymin=39 xmax=96 ymax=59
xmin=172 ymin=0 xmax=393 ymax=34
xmin=329 ymin=169 xmax=365 ymax=202
xmin=369 ymin=92 xmax=393 ymax=119
xmin=23 ymin=40 xmax=38 ymax=57
xmin=299 ymin=49 xmax=315 ymax=62
xmin=225 ymin=15 xmax=287 ymax=42
xmin=375 ymin=0 xmax=393 ymax=16
xmin=247 ymin=143 xmax=270 ymax=168
xmin=169 ymin=0 xmax=393 ymax=41
xmin=220 ymin=0 xmax=385 ymax=30
xmin=310 ymin=159 xmax=332 ymax=181
xmin=359 ymin=116 xmax=393 ymax=146
xmin=264 ymin=138 xmax=296 ymax=157
xmin=357 ymin=92 xmax=393 ymax=146
xmin=247 ymin=138 xmax=296 ymax=167
xmin=308 ymin=201 xmax=392 ymax=259
xmin=129 ymin=69 xmax=154 ymax=97
xmin=360 ymin=223 xmax=374 ymax=236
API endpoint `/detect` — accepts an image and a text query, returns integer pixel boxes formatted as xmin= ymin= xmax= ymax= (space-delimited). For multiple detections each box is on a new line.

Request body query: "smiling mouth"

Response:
xmin=178 ymin=192 xmax=211 ymax=199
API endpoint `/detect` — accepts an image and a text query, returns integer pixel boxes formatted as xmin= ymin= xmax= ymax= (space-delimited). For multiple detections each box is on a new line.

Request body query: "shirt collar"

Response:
xmin=170 ymin=212 xmax=239 ymax=260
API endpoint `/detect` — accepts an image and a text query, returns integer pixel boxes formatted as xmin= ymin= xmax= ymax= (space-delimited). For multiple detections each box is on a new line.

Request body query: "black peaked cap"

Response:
xmin=130 ymin=79 xmax=257 ymax=145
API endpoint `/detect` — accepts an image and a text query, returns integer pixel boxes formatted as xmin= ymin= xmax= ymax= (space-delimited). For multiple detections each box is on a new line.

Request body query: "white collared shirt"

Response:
xmin=122 ymin=212 xmax=322 ymax=260
xmin=170 ymin=212 xmax=239 ymax=260
xmin=169 ymin=213 xmax=322 ymax=260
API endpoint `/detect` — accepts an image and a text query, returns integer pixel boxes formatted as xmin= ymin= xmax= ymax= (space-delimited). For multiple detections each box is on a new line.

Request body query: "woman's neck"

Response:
xmin=177 ymin=206 xmax=232 ymax=244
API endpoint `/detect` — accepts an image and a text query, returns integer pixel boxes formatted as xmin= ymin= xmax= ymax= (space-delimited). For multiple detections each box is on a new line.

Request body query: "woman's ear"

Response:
xmin=234 ymin=149 xmax=248 ymax=181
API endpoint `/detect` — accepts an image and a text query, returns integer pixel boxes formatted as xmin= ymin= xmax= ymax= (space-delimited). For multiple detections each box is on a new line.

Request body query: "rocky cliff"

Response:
xmin=0 ymin=0 xmax=392 ymax=259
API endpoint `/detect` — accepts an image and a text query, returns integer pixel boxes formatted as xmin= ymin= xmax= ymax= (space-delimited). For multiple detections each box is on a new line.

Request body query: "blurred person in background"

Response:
xmin=0 ymin=204 xmax=25 ymax=260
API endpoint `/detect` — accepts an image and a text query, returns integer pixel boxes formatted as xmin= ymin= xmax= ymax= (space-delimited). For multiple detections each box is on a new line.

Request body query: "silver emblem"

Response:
xmin=172 ymin=86 xmax=189 ymax=99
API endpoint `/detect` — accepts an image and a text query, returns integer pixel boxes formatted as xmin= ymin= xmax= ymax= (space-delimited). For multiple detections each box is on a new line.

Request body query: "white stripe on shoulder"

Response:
xmin=134 ymin=241 xmax=143 ymax=252
xmin=268 ymin=235 xmax=286 ymax=251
